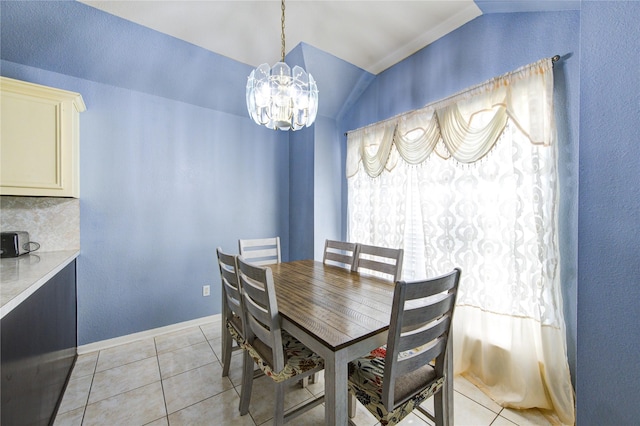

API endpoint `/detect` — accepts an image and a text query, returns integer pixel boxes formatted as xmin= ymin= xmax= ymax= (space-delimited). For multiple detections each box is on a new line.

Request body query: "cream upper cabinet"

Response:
xmin=1 ymin=77 xmax=86 ymax=198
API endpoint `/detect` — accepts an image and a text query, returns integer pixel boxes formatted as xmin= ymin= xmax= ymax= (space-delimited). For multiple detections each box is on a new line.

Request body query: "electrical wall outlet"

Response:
xmin=202 ymin=285 xmax=210 ymax=297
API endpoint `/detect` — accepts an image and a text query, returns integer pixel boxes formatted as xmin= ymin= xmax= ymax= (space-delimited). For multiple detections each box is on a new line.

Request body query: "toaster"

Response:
xmin=1 ymin=231 xmax=38 ymax=258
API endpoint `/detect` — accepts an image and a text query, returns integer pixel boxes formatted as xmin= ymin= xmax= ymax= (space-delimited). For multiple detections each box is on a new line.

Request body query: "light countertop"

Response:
xmin=1 ymin=250 xmax=79 ymax=319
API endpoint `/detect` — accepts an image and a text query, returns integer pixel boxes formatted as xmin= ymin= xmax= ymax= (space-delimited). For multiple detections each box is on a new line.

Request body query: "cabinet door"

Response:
xmin=0 ymin=77 xmax=85 ymax=197
xmin=1 ymin=260 xmax=77 ymax=426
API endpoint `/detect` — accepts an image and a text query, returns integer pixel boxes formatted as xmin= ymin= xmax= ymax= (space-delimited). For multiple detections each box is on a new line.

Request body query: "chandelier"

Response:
xmin=245 ymin=0 xmax=318 ymax=131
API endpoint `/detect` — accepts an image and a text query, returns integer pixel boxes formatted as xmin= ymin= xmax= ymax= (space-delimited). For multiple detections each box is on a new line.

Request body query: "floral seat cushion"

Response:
xmin=241 ymin=330 xmax=324 ymax=383
xmin=348 ymin=349 xmax=444 ymax=426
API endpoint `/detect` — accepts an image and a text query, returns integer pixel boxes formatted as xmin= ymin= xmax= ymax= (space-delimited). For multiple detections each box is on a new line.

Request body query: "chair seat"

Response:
xmin=348 ymin=351 xmax=445 ymax=426
xmin=242 ymin=330 xmax=324 ymax=383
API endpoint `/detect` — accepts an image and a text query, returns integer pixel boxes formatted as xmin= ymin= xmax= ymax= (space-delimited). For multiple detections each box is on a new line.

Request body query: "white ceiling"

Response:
xmin=80 ymin=1 xmax=482 ymax=75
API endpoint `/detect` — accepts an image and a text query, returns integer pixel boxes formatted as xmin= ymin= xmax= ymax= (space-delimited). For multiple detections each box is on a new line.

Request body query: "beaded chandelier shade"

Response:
xmin=245 ymin=0 xmax=318 ymax=131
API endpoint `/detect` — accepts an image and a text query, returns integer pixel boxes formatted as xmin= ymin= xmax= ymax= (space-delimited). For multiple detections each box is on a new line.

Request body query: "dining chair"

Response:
xmin=238 ymin=237 xmax=281 ymax=266
xmin=323 ymin=239 xmax=358 ymax=269
xmin=347 ymin=268 xmax=461 ymax=426
xmin=216 ymin=247 xmax=244 ymax=377
xmin=238 ymin=237 xmax=317 ymax=386
xmin=236 ymin=255 xmax=325 ymax=425
xmin=352 ymin=243 xmax=404 ymax=282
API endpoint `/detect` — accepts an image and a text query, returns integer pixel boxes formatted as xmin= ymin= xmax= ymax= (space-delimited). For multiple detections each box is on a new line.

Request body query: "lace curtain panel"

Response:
xmin=346 ymin=58 xmax=575 ymax=425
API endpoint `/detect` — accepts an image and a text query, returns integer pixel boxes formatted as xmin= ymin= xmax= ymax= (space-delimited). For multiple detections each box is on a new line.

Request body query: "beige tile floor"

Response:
xmin=54 ymin=318 xmax=553 ymax=426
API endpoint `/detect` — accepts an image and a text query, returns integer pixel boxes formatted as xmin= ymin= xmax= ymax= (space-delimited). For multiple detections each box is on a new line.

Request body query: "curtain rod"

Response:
xmin=344 ymin=55 xmax=562 ymax=137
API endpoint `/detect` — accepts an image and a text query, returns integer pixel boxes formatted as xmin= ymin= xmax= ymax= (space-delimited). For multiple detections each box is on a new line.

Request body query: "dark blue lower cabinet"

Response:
xmin=1 ymin=260 xmax=77 ymax=426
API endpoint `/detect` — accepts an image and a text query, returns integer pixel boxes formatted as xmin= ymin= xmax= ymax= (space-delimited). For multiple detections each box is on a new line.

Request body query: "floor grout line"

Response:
xmin=153 ymin=337 xmax=170 ymax=424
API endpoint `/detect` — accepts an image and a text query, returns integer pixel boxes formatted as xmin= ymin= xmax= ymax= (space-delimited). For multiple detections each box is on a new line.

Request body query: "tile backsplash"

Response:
xmin=0 ymin=196 xmax=80 ymax=252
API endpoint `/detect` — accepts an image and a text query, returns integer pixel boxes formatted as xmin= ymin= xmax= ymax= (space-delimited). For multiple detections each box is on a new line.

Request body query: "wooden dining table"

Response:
xmin=269 ymin=259 xmax=395 ymax=425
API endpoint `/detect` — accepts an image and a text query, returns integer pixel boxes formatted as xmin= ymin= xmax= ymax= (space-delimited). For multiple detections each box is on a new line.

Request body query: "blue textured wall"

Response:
xmin=288 ymin=123 xmax=315 ymax=261
xmin=339 ymin=11 xmax=581 ymax=389
xmin=313 ymin=115 xmax=343 ymax=259
xmin=578 ymin=2 xmax=640 ymax=424
xmin=0 ymin=2 xmax=290 ymax=344
xmin=287 ymin=42 xmax=374 ymax=261
xmin=0 ymin=59 xmax=288 ymax=344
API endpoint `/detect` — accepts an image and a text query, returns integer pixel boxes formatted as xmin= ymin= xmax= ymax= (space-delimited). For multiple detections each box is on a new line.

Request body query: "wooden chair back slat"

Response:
xmin=397 ymin=316 xmax=450 ymax=354
xmin=395 ymin=337 xmax=446 ymax=379
xmin=402 ymin=295 xmax=455 ymax=328
xmin=246 ymin=308 xmax=274 ymax=346
xmin=353 ymin=243 xmax=404 ymax=282
xmin=404 ymin=273 xmax=458 ymax=298
xmin=222 ymin=276 xmax=242 ymax=316
xmin=357 ymin=258 xmax=398 ymax=276
xmin=242 ymin=285 xmax=272 ymax=329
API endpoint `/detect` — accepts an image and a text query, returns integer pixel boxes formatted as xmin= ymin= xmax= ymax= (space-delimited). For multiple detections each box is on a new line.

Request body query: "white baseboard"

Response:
xmin=77 ymin=313 xmax=222 ymax=355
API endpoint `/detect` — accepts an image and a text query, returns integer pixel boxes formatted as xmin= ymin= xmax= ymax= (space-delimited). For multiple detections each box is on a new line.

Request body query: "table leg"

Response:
xmin=325 ymin=349 xmax=349 ymax=425
xmin=278 ymin=318 xmax=386 ymax=425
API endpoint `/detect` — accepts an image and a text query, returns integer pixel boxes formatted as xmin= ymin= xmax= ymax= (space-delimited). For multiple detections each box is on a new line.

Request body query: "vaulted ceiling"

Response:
xmin=79 ymin=1 xmax=579 ymax=75
xmin=80 ymin=1 xmax=482 ymax=75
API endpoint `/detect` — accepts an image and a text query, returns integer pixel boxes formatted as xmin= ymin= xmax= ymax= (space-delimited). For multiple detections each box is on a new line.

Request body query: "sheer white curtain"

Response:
xmin=347 ymin=58 xmax=574 ymax=425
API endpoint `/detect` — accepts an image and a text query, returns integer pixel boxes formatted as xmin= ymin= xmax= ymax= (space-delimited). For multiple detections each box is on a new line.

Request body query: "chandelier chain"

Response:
xmin=280 ymin=0 xmax=286 ymax=62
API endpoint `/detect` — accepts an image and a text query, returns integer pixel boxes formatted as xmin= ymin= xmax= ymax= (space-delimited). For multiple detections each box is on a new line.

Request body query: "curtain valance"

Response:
xmin=346 ymin=57 xmax=555 ymax=178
